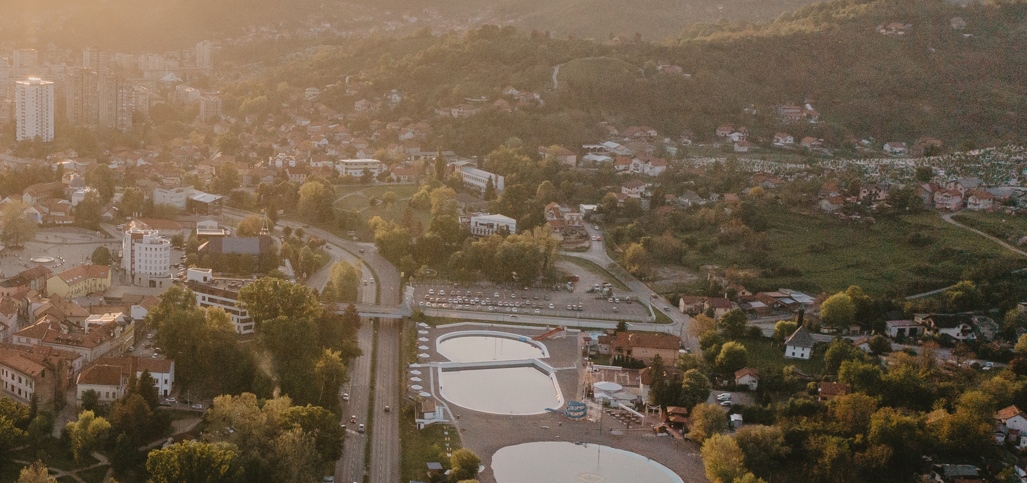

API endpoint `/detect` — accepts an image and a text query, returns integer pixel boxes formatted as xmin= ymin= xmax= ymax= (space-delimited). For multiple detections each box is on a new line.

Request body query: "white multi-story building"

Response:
xmin=459 ymin=166 xmax=504 ymax=193
xmin=122 ymin=221 xmax=172 ymax=288
xmin=336 ymin=159 xmax=387 ymax=177
xmin=468 ymin=213 xmax=517 ymax=237
xmin=153 ymin=186 xmax=192 ymax=209
xmin=196 ymin=40 xmax=213 ymax=71
xmin=185 ymin=268 xmax=255 ymax=334
xmin=16 ymin=77 xmax=54 ymax=142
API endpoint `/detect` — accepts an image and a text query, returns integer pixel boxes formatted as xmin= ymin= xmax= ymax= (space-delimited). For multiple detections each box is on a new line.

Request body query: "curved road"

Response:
xmin=942 ymin=212 xmax=1027 ymax=258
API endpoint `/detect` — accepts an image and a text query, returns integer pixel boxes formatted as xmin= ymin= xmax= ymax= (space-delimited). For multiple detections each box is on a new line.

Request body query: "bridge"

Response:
xmin=329 ymin=303 xmax=411 ymax=319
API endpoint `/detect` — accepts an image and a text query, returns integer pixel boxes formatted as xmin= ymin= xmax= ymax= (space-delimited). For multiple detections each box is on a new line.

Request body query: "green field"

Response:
xmin=952 ymin=211 xmax=1027 ymax=244
xmin=743 ymin=338 xmax=825 ymax=376
xmin=334 ymin=184 xmax=430 ymax=228
xmin=681 ymin=210 xmax=1014 ymax=296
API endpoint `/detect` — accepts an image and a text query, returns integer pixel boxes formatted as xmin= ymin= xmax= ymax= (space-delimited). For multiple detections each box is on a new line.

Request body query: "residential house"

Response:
xmin=734 ymin=368 xmax=759 ymax=391
xmin=933 ymin=189 xmax=963 ymax=211
xmin=678 ymin=295 xmax=706 ymax=315
xmin=46 ymin=265 xmax=111 ymax=299
xmin=607 ymin=331 xmax=680 ymax=365
xmin=538 ymin=145 xmax=578 ymax=167
xmin=997 ymin=405 xmax=1027 ymax=433
xmin=772 ymin=133 xmax=795 ymax=146
xmin=76 ymin=363 xmax=127 ymax=403
xmin=883 ymin=142 xmax=907 ymax=155
xmin=733 ymin=141 xmax=751 ymax=153
xmin=89 ymin=356 xmax=175 ymax=397
xmin=918 ymin=314 xmax=975 ymax=340
xmin=886 ymin=320 xmax=922 ymax=338
xmin=715 ymin=125 xmax=734 ymax=137
xmin=784 ymin=326 xmax=815 ymax=359
xmin=800 ymin=137 xmax=823 ymax=150
xmin=818 ymin=382 xmax=851 ymax=402
xmin=642 ymin=157 xmax=669 ymax=176
xmin=544 ymin=202 xmax=584 ymax=235
xmin=185 ymin=268 xmax=256 ymax=334
xmin=704 ymin=298 xmax=734 ymax=319
xmin=966 ymin=189 xmax=995 ymax=211
xmin=389 ymin=166 xmax=420 ymax=183
xmin=621 ymin=180 xmax=648 ymax=199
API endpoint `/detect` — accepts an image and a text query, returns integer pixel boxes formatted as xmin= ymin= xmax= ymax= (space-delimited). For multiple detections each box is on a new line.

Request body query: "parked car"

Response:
xmin=357 ymin=424 xmax=365 ymax=433
xmin=350 ymin=415 xmax=357 ymax=423
xmin=342 ymin=393 xmax=350 ymax=401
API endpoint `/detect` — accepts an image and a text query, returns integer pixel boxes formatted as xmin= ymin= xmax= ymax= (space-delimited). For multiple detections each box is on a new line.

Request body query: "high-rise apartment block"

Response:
xmin=98 ymin=76 xmax=133 ymax=132
xmin=66 ymin=68 xmax=99 ymax=127
xmin=16 ymin=77 xmax=54 ymax=142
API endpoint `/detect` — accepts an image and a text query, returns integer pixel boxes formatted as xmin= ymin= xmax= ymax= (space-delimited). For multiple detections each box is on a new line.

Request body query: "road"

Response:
xmin=336 ymin=321 xmax=373 ymax=482
xmin=942 ymin=212 xmax=1027 ymax=258
xmin=368 ymin=319 xmax=400 ymax=483
xmin=567 ymin=225 xmax=697 ymax=349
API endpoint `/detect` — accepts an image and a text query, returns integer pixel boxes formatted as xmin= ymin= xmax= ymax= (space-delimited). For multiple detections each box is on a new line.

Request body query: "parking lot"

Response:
xmin=411 ymin=278 xmax=652 ymax=323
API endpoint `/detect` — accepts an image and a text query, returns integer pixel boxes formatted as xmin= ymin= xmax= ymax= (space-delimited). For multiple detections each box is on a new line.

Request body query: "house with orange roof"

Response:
xmin=0 ymin=347 xmax=63 ymax=406
xmin=735 ymin=368 xmax=759 ymax=390
xmin=606 ymin=331 xmax=681 ymax=365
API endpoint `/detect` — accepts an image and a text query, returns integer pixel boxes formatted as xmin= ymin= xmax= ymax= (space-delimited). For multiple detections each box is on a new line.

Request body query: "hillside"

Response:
xmin=234 ymin=0 xmax=1027 ymax=156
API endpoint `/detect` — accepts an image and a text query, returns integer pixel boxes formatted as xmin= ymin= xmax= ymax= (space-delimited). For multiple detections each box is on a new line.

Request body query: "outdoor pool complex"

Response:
xmin=436 ymin=331 xmax=562 ymax=415
xmin=491 ymin=441 xmax=684 ymax=483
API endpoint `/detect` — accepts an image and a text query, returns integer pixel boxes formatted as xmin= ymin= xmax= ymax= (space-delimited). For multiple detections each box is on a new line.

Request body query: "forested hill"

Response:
xmin=355 ymin=0 xmax=825 ymax=40
xmin=227 ymin=0 xmax=1027 ymax=156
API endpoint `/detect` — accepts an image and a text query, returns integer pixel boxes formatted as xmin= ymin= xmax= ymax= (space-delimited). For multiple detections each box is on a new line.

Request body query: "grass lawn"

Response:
xmin=400 ymin=422 xmax=461 ymax=483
xmin=743 ymin=338 xmax=825 ymax=376
xmin=682 ymin=209 xmax=1013 ymax=296
xmin=12 ymin=437 xmax=95 ymax=472
xmin=557 ymin=255 xmax=631 ymax=291
xmin=952 ymin=211 xmax=1027 ymax=244
xmin=334 ymin=184 xmax=429 ymax=222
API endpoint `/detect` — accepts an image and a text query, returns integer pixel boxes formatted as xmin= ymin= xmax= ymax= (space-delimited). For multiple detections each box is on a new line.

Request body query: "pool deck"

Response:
xmin=411 ymin=322 xmax=708 ymax=483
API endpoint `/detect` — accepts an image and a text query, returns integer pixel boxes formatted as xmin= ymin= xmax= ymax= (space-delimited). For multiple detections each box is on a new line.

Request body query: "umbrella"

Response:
xmin=417 ymin=322 xmax=429 ymax=328
xmin=410 ymin=370 xmax=422 ymax=375
xmin=410 ymin=384 xmax=423 ymax=390
xmin=410 ymin=377 xmax=422 ymax=382
xmin=594 ymin=381 xmax=623 ymax=392
xmin=419 ymin=391 xmax=432 ymax=398
xmin=418 ymin=353 xmax=430 ymax=358
xmin=418 ymin=337 xmax=429 ymax=342
xmin=418 ymin=345 xmax=429 ymax=350
xmin=418 ymin=330 xmax=429 ymax=335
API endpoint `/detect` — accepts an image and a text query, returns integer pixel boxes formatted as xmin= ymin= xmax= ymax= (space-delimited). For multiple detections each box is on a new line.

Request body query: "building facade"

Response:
xmin=468 ymin=214 xmax=516 ymax=237
xmin=122 ymin=221 xmax=172 ymax=288
xmin=185 ymin=268 xmax=255 ymax=334
xmin=16 ymin=77 xmax=55 ymax=142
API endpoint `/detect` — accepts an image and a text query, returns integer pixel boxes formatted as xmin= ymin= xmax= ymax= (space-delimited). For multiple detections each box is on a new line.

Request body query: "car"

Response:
xmin=534 ymin=309 xmax=541 ymax=314
xmin=549 ymin=303 xmax=555 ymax=309
xmin=350 ymin=415 xmax=357 ymax=423
xmin=428 ymin=289 xmax=435 ymax=295
xmin=342 ymin=393 xmax=350 ymax=401
xmin=612 ymin=307 xmax=618 ymax=312
xmin=596 ymin=236 xmax=602 ymax=241
xmin=166 ymin=397 xmax=177 ymax=403
xmin=384 ymin=405 xmax=390 ymax=412
xmin=720 ymin=401 xmax=732 ymax=407
xmin=439 ymin=290 xmax=445 ymax=296
xmin=494 ymin=292 xmax=500 ymax=298
xmin=716 ymin=393 xmax=731 ymax=401
xmin=126 ymin=346 xmax=135 ymax=352
xmin=594 ymin=225 xmax=599 ymax=230
xmin=567 ymin=305 xmax=573 ymax=310
xmin=358 ymin=248 xmax=365 ymax=253
xmin=357 ymin=424 xmax=365 ymax=433
xmin=512 ymin=308 xmax=518 ymax=313
xmin=192 ymin=403 xmax=204 ymax=410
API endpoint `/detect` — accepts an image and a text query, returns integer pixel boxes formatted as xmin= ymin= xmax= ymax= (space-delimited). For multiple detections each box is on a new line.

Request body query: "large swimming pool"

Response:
xmin=436 ymin=333 xmax=547 ymax=363
xmin=491 ymin=441 xmax=683 ymax=483
xmin=438 ymin=365 xmax=563 ymax=415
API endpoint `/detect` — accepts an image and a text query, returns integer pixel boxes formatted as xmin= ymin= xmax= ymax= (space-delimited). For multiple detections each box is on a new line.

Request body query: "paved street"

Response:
xmin=368 ymin=319 xmax=401 ymax=483
xmin=336 ymin=320 xmax=373 ymax=482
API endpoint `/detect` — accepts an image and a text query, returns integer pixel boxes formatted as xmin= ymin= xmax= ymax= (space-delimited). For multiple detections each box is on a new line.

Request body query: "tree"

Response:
xmin=689 ymin=403 xmax=728 ymax=443
xmin=238 ymin=277 xmax=322 ymax=325
xmin=691 ymin=314 xmax=718 ymax=339
xmin=820 ymin=292 xmax=855 ymax=328
xmin=868 ymin=407 xmax=926 ymax=474
xmin=915 ymin=166 xmax=932 ymax=183
xmin=623 ymin=243 xmax=653 ymax=279
xmin=830 ymin=393 xmax=878 ymax=435
xmin=17 ymin=461 xmax=56 ymax=483
xmin=718 ymin=310 xmax=748 ymax=340
xmin=147 ymin=440 xmax=243 ymax=483
xmin=323 ymin=261 xmax=361 ymax=303
xmin=236 ymin=216 xmax=264 ymax=237
xmin=450 ymin=448 xmax=481 ymax=482
xmin=838 ymin=360 xmax=883 ymax=395
xmin=85 ymin=163 xmax=116 ymax=202
xmin=313 ymin=349 xmax=347 ymax=409
xmin=715 ymin=341 xmax=748 ymax=376
xmin=1015 ymin=333 xmax=1027 ymax=356
xmin=80 ymin=389 xmax=100 ymax=412
xmin=647 ymin=354 xmax=670 ymax=407
xmin=701 ymin=433 xmax=748 ymax=483
xmin=483 ymin=176 xmax=496 ymax=201
xmin=867 ymin=335 xmax=892 ymax=355
xmin=137 ymin=370 xmax=161 ymax=410
xmin=434 ymin=151 xmax=447 ymax=180
xmin=90 ymin=246 xmax=112 ymax=266
xmin=75 ymin=191 xmax=103 ymax=228
xmin=212 ymin=162 xmax=242 ymax=195
xmin=1 ymin=201 xmax=39 ymax=247
xmin=110 ymin=393 xmax=153 ymax=445
xmin=944 ymin=280 xmax=982 ymax=312
xmin=119 ymin=187 xmax=145 ymax=217
xmin=734 ymin=425 xmax=788 ymax=476
xmin=772 ymin=320 xmax=797 ymax=344
xmin=680 ymin=369 xmax=712 ymax=410
xmin=824 ymin=338 xmax=864 ymax=374
xmin=296 ymin=179 xmax=334 ymax=224
xmin=65 ymin=410 xmax=111 ymax=463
